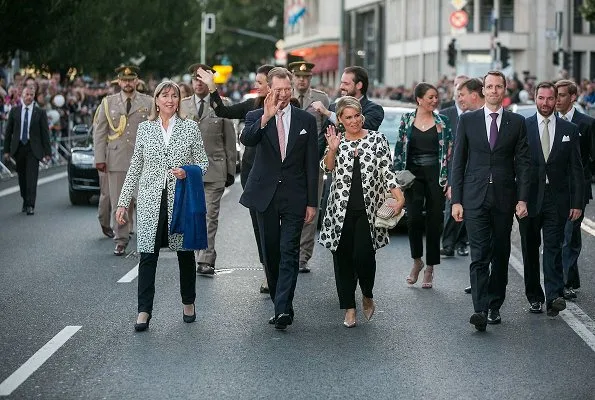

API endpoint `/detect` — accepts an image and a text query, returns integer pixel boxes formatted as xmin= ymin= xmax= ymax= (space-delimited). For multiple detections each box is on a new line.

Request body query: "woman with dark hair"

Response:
xmin=393 ymin=82 xmax=452 ymax=289
xmin=115 ymin=80 xmax=208 ymax=331
xmin=196 ymin=64 xmax=274 ymax=293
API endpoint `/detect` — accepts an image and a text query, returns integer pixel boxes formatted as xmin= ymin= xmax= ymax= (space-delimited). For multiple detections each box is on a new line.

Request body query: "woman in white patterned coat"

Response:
xmin=116 ymin=81 xmax=208 ymax=332
xmin=318 ymin=96 xmax=405 ymax=328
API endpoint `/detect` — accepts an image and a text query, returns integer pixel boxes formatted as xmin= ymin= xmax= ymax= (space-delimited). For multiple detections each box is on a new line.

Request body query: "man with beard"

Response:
xmin=519 ymin=81 xmax=583 ymax=317
xmin=94 ymin=66 xmax=153 ymax=256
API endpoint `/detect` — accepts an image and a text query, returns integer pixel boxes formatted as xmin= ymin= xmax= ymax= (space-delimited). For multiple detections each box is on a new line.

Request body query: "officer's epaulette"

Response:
xmin=311 ymin=88 xmax=327 ymax=95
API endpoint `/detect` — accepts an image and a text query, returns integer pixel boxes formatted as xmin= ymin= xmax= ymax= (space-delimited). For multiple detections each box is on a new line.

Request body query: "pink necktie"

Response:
xmin=276 ymin=110 xmax=286 ymax=161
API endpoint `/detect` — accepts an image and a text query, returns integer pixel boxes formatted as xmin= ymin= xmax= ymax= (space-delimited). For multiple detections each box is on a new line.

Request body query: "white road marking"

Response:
xmin=509 ymin=247 xmax=595 ymax=352
xmin=0 ymin=326 xmax=81 ymax=396
xmin=117 ymin=263 xmax=139 ymax=283
xmin=582 ymin=217 xmax=595 ymax=236
xmin=0 ymin=172 xmax=67 ymax=198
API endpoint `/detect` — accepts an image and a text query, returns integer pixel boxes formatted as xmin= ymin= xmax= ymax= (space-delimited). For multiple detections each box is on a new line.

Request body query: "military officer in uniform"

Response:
xmin=94 ymin=66 xmax=153 ymax=256
xmin=180 ymin=63 xmax=236 ymax=275
xmin=287 ymin=61 xmax=330 ymax=273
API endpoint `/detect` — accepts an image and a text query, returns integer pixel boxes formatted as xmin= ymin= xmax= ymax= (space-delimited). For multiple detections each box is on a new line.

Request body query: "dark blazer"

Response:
xmin=451 ymin=108 xmax=531 ymax=212
xmin=318 ymin=95 xmax=384 ymax=159
xmin=240 ymin=106 xmax=318 ymax=214
xmin=524 ymin=114 xmax=583 ymax=216
xmin=569 ymin=110 xmax=595 ymax=205
xmin=4 ymin=104 xmax=51 ymax=160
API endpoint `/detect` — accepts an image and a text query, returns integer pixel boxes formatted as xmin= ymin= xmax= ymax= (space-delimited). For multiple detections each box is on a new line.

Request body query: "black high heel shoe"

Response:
xmin=183 ymin=304 xmax=196 ymax=323
xmin=134 ymin=313 xmax=152 ymax=332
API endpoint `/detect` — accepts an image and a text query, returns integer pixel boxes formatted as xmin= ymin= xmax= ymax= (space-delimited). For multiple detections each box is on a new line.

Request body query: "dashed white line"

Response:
xmin=0 ymin=172 xmax=67 ymax=198
xmin=509 ymin=247 xmax=595 ymax=352
xmin=582 ymin=217 xmax=595 ymax=236
xmin=0 ymin=325 xmax=81 ymax=396
xmin=117 ymin=263 xmax=139 ymax=283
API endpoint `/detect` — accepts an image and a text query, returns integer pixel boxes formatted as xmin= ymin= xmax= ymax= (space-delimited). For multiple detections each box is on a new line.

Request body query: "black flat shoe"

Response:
xmin=487 ymin=309 xmax=501 ymax=324
xmin=529 ymin=302 xmax=543 ymax=313
xmin=183 ymin=305 xmax=196 ymax=323
xmin=464 ymin=286 xmax=472 ymax=294
xmin=134 ymin=313 xmax=152 ymax=332
xmin=470 ymin=312 xmax=487 ymax=332
xmin=274 ymin=313 xmax=292 ymax=330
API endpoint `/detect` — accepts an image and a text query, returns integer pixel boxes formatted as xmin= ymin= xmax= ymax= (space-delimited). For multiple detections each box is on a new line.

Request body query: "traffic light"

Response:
xmin=553 ymin=51 xmax=559 ymax=65
xmin=447 ymin=39 xmax=457 ymax=68
xmin=500 ymin=46 xmax=510 ymax=69
xmin=563 ymin=51 xmax=571 ymax=71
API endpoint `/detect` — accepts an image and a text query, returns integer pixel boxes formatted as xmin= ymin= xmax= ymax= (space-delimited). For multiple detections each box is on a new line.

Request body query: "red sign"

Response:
xmin=449 ymin=10 xmax=469 ymax=29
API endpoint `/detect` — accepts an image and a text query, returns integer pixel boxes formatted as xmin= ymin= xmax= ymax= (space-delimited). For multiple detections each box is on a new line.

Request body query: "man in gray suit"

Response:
xmin=288 ymin=61 xmax=330 ymax=273
xmin=181 ymin=63 xmax=236 ymax=275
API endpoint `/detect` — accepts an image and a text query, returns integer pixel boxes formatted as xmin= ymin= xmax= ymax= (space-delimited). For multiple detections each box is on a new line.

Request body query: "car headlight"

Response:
xmin=71 ymin=152 xmax=95 ymax=165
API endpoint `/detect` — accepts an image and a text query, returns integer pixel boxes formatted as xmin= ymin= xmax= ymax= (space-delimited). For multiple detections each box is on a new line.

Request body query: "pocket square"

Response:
xmin=562 ymin=135 xmax=570 ymax=142
xmin=299 ymin=129 xmax=307 ymax=135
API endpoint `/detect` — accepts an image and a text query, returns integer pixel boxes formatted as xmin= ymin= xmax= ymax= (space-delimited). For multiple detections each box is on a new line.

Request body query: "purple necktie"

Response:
xmin=489 ymin=112 xmax=498 ymax=149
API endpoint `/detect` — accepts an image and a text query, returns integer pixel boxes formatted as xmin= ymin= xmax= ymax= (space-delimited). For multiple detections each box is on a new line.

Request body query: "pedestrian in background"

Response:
xmin=393 ymin=83 xmax=452 ymax=289
xmin=115 ymin=80 xmax=209 ymax=332
xmin=196 ymin=64 xmax=275 ymax=292
xmin=319 ymin=96 xmax=404 ymax=327
xmin=3 ymin=86 xmax=51 ymax=215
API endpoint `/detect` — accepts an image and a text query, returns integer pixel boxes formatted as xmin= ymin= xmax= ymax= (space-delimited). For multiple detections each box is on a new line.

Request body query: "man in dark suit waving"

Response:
xmin=519 ymin=82 xmax=583 ymax=317
xmin=555 ymin=79 xmax=594 ymax=300
xmin=240 ymin=67 xmax=318 ymax=330
xmin=451 ymin=71 xmax=531 ymax=331
xmin=3 ymin=86 xmax=51 ymax=215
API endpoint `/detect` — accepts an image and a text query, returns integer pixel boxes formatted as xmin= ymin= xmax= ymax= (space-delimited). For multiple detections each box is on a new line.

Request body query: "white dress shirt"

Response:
xmin=20 ymin=104 xmax=33 ymax=141
xmin=559 ymin=107 xmax=575 ymax=122
xmin=483 ymin=106 xmax=503 ymax=143
xmin=275 ymin=103 xmax=292 ymax=154
xmin=158 ymin=115 xmax=176 ymax=188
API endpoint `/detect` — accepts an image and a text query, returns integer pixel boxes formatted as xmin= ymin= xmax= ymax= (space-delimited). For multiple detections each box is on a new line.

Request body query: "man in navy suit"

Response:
xmin=555 ymin=79 xmax=594 ymax=300
xmin=240 ymin=67 xmax=318 ymax=330
xmin=519 ymin=81 xmax=583 ymax=317
xmin=3 ymin=86 xmax=51 ymax=215
xmin=451 ymin=71 xmax=531 ymax=331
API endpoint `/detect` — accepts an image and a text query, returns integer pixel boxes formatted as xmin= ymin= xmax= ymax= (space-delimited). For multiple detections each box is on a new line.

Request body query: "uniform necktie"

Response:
xmin=276 ymin=110 xmax=286 ymax=161
xmin=489 ymin=112 xmax=498 ymax=149
xmin=542 ymin=117 xmax=550 ymax=161
xmin=198 ymin=99 xmax=205 ymax=119
xmin=21 ymin=107 xmax=29 ymax=144
xmin=126 ymin=98 xmax=131 ymax=114
xmin=298 ymin=94 xmax=304 ymax=108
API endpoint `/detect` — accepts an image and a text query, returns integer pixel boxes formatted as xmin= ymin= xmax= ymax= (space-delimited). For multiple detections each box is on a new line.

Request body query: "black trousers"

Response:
xmin=15 ymin=142 xmax=40 ymax=208
xmin=332 ymin=209 xmax=376 ymax=309
xmin=562 ymin=208 xmax=584 ymax=289
xmin=465 ymin=185 xmax=514 ymax=313
xmin=519 ymin=187 xmax=566 ymax=307
xmin=138 ymin=189 xmax=196 ymax=314
xmin=241 ymin=157 xmax=264 ymax=264
xmin=256 ymin=183 xmax=304 ymax=317
xmin=405 ymin=163 xmax=444 ymax=266
xmin=442 ymin=196 xmax=468 ymax=250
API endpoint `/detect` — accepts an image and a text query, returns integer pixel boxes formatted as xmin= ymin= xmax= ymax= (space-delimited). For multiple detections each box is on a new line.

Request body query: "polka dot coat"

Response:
xmin=318 ymin=131 xmax=400 ymax=252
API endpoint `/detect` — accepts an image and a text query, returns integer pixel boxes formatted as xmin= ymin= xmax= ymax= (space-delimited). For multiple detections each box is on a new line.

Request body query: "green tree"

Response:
xmin=580 ymin=0 xmax=595 ymax=21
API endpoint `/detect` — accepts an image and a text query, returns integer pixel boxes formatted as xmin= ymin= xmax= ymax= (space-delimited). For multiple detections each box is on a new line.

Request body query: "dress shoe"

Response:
xmin=101 ymin=225 xmax=115 ymax=238
xmin=464 ymin=286 xmax=472 ymax=294
xmin=113 ymin=244 xmax=127 ymax=256
xmin=134 ymin=313 xmax=152 ymax=332
xmin=362 ymin=297 xmax=375 ymax=321
xmin=440 ymin=247 xmax=454 ymax=257
xmin=26 ymin=206 xmax=34 ymax=215
xmin=259 ymin=280 xmax=269 ymax=294
xmin=563 ymin=287 xmax=577 ymax=300
xmin=469 ymin=311 xmax=487 ymax=332
xmin=183 ymin=304 xmax=196 ymax=323
xmin=547 ymin=297 xmax=566 ymax=317
xmin=487 ymin=309 xmax=501 ymax=324
xmin=298 ymin=264 xmax=311 ymax=273
xmin=274 ymin=313 xmax=292 ymax=330
xmin=21 ymin=204 xmax=26 ymax=213
xmin=529 ymin=302 xmax=543 ymax=313
xmin=196 ymin=263 xmax=215 ymax=275
xmin=456 ymin=246 xmax=469 ymax=256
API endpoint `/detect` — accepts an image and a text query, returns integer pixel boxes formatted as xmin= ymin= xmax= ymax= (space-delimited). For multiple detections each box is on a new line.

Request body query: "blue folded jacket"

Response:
xmin=170 ymin=165 xmax=208 ymax=250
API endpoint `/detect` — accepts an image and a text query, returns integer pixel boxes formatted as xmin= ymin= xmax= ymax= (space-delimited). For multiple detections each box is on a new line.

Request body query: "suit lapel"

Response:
xmin=527 ymin=116 xmax=545 ymax=164
xmin=548 ymin=116 xmax=564 ymax=163
xmin=285 ymin=106 xmax=300 ymax=158
xmin=494 ymin=111 xmax=510 ymax=149
xmin=476 ymin=110 xmax=490 ymax=151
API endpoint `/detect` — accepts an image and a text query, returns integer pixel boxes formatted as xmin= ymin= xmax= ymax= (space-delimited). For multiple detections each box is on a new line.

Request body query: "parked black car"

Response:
xmin=67 ymin=125 xmax=100 ymax=205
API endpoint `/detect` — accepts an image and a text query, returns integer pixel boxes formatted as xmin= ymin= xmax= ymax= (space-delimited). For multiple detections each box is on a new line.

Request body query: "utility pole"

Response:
xmin=200 ymin=13 xmax=216 ymax=64
xmin=438 ymin=0 xmax=443 ymax=77
xmin=338 ymin=0 xmax=345 ymax=84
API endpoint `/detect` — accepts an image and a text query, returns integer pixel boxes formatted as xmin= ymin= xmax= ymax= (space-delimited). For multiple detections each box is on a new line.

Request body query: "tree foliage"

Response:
xmin=580 ymin=0 xmax=595 ymax=22
xmin=0 ymin=0 xmax=283 ymax=78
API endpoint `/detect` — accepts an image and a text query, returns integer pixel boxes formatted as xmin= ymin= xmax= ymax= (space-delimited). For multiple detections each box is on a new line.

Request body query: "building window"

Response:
xmin=499 ymin=0 xmax=514 ymax=31
xmin=590 ymin=52 xmax=595 ymax=81
xmin=572 ymin=51 xmax=582 ymax=81
xmin=574 ymin=0 xmax=583 ymax=34
xmin=463 ymin=1 xmax=474 ymax=32
xmin=479 ymin=0 xmax=514 ymax=32
xmin=479 ymin=0 xmax=494 ymax=32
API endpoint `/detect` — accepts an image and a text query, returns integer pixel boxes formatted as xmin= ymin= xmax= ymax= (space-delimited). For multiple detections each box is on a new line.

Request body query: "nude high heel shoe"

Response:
xmin=406 ymin=260 xmax=424 ymax=285
xmin=421 ymin=266 xmax=434 ymax=289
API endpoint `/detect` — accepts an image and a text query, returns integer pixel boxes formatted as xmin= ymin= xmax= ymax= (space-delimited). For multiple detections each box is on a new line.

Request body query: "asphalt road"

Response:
xmin=1 ymin=170 xmax=595 ymax=399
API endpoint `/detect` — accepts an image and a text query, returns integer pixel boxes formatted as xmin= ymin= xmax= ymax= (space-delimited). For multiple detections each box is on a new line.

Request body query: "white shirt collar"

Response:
xmin=158 ymin=115 xmax=177 ymax=146
xmin=537 ymin=112 xmax=555 ymax=125
xmin=560 ymin=107 xmax=575 ymax=121
xmin=483 ymin=106 xmax=503 ymax=119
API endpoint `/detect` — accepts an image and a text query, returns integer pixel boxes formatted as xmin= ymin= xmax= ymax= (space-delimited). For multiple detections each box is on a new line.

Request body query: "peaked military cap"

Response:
xmin=288 ymin=61 xmax=315 ymax=76
xmin=115 ymin=65 xmax=139 ymax=80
